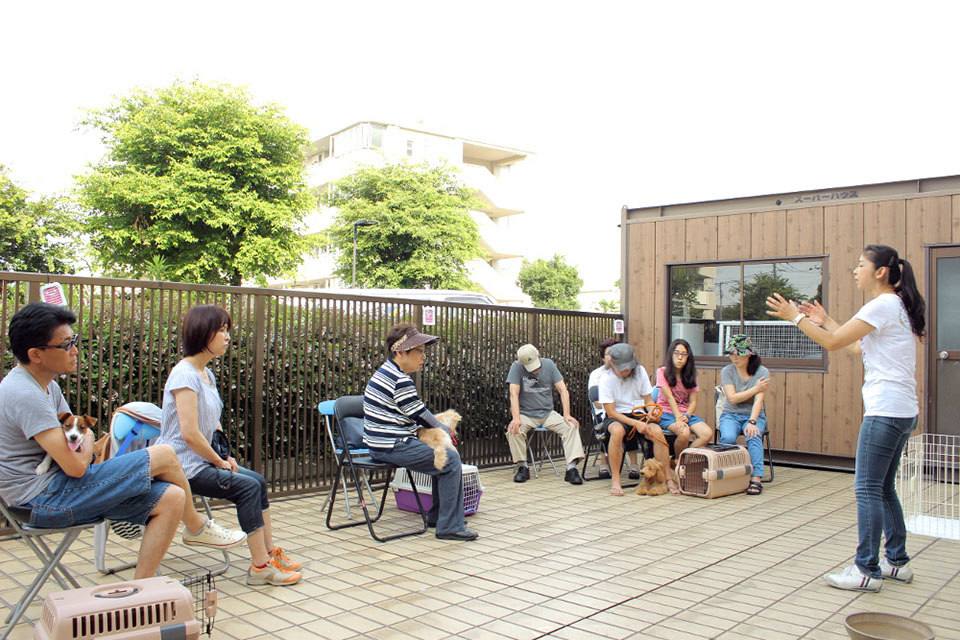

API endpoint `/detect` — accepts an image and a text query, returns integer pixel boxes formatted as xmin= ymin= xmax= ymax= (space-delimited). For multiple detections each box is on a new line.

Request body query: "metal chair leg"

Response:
xmin=200 ymin=498 xmax=230 ymax=577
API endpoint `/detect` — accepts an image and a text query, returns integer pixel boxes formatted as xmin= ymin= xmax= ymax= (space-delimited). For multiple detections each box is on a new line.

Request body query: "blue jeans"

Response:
xmin=189 ymin=465 xmax=270 ymax=534
xmin=718 ymin=412 xmax=766 ymax=478
xmin=371 ymin=438 xmax=466 ymax=535
xmin=25 ymin=449 xmax=169 ymax=528
xmin=854 ymin=415 xmax=917 ymax=578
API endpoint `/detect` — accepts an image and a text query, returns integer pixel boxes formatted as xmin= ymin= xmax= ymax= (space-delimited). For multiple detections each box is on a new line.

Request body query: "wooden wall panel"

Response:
xmin=864 ymin=200 xmax=906 ymax=248
xmin=763 ymin=371 xmax=786 ymax=450
xmin=696 ymin=368 xmax=718 ymax=427
xmin=654 ymin=219 xmax=686 ymax=369
xmin=822 ymin=203 xmax=865 ymax=456
xmin=905 ymin=196 xmax=952 ymax=433
xmin=786 ymin=206 xmax=824 ymax=255
xmin=627 ymin=223 xmax=657 ymax=370
xmin=954 ymin=195 xmax=960 ymax=242
xmin=685 ymin=217 xmax=718 ymax=262
xmin=751 ymin=210 xmax=786 ymax=258
xmin=716 ymin=214 xmax=751 ymax=260
xmin=783 ymin=372 xmax=823 ymax=453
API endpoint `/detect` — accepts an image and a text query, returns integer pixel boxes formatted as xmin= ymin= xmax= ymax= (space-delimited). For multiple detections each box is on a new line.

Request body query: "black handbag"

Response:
xmin=211 ymin=430 xmax=231 ymax=460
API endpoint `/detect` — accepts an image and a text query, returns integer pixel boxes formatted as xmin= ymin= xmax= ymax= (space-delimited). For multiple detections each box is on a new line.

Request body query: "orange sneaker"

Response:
xmin=246 ymin=558 xmax=301 ymax=586
xmin=269 ymin=546 xmax=302 ymax=571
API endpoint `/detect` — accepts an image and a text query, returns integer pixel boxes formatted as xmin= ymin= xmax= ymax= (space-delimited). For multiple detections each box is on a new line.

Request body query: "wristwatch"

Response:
xmin=748 ymin=419 xmax=757 ymax=425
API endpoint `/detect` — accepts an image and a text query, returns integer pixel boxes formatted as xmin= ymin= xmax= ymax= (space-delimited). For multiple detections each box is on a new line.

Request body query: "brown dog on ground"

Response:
xmin=635 ymin=458 xmax=668 ymax=496
xmin=419 ymin=410 xmax=461 ymax=470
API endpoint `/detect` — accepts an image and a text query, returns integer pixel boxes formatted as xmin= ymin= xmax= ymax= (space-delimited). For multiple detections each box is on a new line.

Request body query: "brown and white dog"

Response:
xmin=635 ymin=458 xmax=669 ymax=496
xmin=418 ymin=410 xmax=461 ymax=470
xmin=35 ymin=413 xmax=98 ymax=475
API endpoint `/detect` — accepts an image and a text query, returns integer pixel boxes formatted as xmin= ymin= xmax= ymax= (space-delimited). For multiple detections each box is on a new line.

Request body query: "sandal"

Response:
xmin=610 ymin=486 xmax=624 ymax=496
xmin=666 ymin=480 xmax=681 ymax=495
xmin=746 ymin=481 xmax=763 ymax=495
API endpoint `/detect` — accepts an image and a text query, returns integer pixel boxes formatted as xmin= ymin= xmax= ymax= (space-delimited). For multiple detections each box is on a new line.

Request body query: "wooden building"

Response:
xmin=621 ymin=175 xmax=960 ymax=467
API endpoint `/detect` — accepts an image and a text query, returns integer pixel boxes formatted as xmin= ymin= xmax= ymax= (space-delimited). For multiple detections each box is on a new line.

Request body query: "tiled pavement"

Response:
xmin=2 ymin=464 xmax=959 ymax=639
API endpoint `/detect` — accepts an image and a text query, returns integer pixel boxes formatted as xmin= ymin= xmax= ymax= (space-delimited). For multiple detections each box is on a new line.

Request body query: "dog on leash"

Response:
xmin=635 ymin=458 xmax=668 ymax=496
xmin=35 ymin=413 xmax=98 ymax=475
xmin=418 ymin=410 xmax=461 ymax=470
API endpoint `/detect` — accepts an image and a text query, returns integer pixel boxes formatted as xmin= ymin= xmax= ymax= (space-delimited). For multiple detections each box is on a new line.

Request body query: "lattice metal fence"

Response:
xmin=718 ymin=321 xmax=823 ymax=359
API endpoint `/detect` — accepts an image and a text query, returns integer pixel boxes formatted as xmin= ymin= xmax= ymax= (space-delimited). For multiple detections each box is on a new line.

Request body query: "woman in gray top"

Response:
xmin=717 ymin=334 xmax=770 ymax=495
xmin=160 ymin=305 xmax=302 ymax=587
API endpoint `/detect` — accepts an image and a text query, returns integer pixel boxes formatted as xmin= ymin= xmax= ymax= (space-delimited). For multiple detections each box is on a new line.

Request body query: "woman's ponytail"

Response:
xmin=863 ymin=244 xmax=926 ymax=340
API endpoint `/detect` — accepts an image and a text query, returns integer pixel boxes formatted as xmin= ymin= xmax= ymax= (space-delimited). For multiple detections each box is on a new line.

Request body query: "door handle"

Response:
xmin=939 ymin=350 xmax=949 ymax=361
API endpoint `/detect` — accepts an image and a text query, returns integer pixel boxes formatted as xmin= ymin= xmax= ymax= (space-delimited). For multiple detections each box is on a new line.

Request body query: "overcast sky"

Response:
xmin=4 ymin=2 xmax=958 ymax=290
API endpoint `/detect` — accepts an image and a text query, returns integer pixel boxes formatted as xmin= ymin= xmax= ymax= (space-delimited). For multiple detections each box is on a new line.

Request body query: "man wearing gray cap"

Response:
xmin=598 ymin=343 xmax=678 ymax=495
xmin=506 ymin=344 xmax=585 ymax=484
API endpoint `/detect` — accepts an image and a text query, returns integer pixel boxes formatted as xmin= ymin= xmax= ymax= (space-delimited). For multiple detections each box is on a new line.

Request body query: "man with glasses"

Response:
xmin=506 ymin=344 xmax=585 ymax=484
xmin=0 ymin=302 xmax=244 ymax=580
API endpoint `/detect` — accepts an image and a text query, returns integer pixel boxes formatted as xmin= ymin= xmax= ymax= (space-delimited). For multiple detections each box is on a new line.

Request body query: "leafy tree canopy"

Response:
xmin=0 ymin=165 xmax=80 ymax=274
xmin=323 ymin=162 xmax=485 ymax=289
xmin=76 ymin=80 xmax=314 ymax=285
xmin=517 ymin=255 xmax=583 ymax=310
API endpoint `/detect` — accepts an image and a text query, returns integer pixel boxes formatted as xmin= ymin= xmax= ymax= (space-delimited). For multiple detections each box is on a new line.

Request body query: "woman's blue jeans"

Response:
xmin=717 ymin=412 xmax=766 ymax=478
xmin=854 ymin=414 xmax=917 ymax=578
xmin=371 ymin=438 xmax=466 ymax=535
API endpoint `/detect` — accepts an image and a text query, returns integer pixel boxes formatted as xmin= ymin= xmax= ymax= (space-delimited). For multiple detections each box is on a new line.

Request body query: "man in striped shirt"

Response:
xmin=363 ymin=324 xmax=477 ymax=541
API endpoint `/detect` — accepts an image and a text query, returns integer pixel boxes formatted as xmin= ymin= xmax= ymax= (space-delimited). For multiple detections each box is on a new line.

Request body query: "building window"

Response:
xmin=406 ymin=140 xmax=414 ymax=157
xmin=668 ymin=257 xmax=825 ymax=368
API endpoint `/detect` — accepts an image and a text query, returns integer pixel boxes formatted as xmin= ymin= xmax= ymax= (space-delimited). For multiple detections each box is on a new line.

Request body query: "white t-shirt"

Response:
xmin=853 ymin=293 xmax=918 ymax=418
xmin=588 ymin=366 xmax=607 ymax=417
xmin=598 ymin=365 xmax=652 ymax=415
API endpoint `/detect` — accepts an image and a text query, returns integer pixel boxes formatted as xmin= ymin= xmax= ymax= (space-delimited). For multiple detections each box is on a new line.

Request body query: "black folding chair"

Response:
xmin=0 ymin=497 xmax=103 ymax=639
xmin=324 ymin=395 xmax=428 ymax=542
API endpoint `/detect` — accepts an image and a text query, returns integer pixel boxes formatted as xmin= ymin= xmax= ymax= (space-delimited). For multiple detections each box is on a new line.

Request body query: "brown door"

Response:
xmin=929 ymin=245 xmax=960 ymax=436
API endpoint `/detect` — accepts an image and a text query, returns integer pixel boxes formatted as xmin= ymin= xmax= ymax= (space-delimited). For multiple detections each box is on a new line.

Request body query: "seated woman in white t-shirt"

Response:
xmin=598 ymin=343 xmax=677 ymax=496
xmin=588 ymin=338 xmax=639 ymax=480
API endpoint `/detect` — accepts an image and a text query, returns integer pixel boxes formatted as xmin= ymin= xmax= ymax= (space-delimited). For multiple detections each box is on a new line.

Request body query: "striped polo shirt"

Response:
xmin=363 ymin=358 xmax=425 ymax=450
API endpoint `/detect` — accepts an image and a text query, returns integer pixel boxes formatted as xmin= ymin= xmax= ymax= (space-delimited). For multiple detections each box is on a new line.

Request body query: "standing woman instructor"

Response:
xmin=766 ymin=244 xmax=925 ymax=592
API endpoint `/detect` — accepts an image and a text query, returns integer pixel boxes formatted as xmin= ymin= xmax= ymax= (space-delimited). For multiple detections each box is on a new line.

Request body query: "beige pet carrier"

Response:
xmin=677 ymin=444 xmax=753 ymax=498
xmin=34 ymin=575 xmax=216 ymax=640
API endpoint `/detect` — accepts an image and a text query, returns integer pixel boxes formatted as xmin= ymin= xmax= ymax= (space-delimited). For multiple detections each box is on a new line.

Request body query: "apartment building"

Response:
xmin=280 ymin=121 xmax=531 ymax=304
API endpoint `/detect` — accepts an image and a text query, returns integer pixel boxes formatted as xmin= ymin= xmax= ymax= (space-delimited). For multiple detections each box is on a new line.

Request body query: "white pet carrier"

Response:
xmin=390 ymin=464 xmax=484 ymax=515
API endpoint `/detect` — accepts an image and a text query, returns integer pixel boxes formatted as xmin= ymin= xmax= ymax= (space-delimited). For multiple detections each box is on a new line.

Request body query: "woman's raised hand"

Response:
xmin=798 ymin=299 xmax=827 ymax=324
xmin=765 ymin=292 xmax=800 ymax=321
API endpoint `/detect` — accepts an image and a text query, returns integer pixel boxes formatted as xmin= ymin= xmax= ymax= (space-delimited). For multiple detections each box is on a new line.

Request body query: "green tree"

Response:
xmin=76 ymin=80 xmax=314 ymax=285
xmin=323 ymin=162 xmax=485 ymax=289
xmin=739 ymin=271 xmax=805 ymax=320
xmin=517 ymin=255 xmax=583 ymax=310
xmin=0 ymin=165 xmax=80 ymax=273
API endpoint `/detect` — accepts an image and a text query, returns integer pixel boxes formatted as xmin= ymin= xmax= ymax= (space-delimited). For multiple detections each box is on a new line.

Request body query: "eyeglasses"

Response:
xmin=410 ymin=348 xmax=426 ymax=357
xmin=673 ymin=350 xmax=689 ymax=357
xmin=34 ymin=335 xmax=80 ymax=352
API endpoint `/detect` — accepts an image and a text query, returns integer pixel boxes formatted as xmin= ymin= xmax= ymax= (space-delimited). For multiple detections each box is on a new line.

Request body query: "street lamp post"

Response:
xmin=352 ymin=219 xmax=379 ymax=287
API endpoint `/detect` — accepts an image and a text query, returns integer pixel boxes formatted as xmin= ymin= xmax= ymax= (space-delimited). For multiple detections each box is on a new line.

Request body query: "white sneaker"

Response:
xmin=824 ymin=565 xmax=882 ymax=592
xmin=183 ymin=518 xmax=247 ymax=549
xmin=879 ymin=558 xmax=914 ymax=583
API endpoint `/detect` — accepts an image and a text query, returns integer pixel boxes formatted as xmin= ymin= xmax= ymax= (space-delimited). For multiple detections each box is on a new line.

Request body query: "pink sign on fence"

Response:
xmin=40 ymin=283 xmax=67 ymax=307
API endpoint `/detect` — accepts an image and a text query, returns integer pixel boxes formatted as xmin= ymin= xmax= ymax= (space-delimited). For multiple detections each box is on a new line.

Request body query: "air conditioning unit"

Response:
xmin=34 ymin=575 xmax=216 ymax=640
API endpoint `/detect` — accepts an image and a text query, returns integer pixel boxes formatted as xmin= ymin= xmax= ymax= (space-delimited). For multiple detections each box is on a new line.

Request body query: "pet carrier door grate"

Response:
xmin=897 ymin=433 xmax=960 ymax=540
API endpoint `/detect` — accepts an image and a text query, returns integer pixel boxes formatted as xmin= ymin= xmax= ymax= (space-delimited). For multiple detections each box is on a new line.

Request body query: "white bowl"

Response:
xmin=844 ymin=612 xmax=935 ymax=640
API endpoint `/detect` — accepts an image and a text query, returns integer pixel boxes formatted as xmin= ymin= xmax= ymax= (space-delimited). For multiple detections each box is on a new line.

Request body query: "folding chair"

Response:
xmin=714 ymin=385 xmax=774 ymax=482
xmin=92 ymin=402 xmax=231 ymax=576
xmin=317 ymin=399 xmax=378 ymax=518
xmin=526 ymin=426 xmax=561 ymax=478
xmin=324 ymin=395 xmax=427 ymax=542
xmin=0 ymin=497 xmax=102 ymax=639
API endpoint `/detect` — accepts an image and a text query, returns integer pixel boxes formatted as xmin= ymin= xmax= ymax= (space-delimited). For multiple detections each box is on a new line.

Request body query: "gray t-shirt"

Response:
xmin=506 ymin=357 xmax=563 ymax=419
xmin=0 ymin=366 xmax=70 ymax=505
xmin=158 ymin=360 xmax=224 ymax=479
xmin=721 ymin=364 xmax=770 ymax=415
